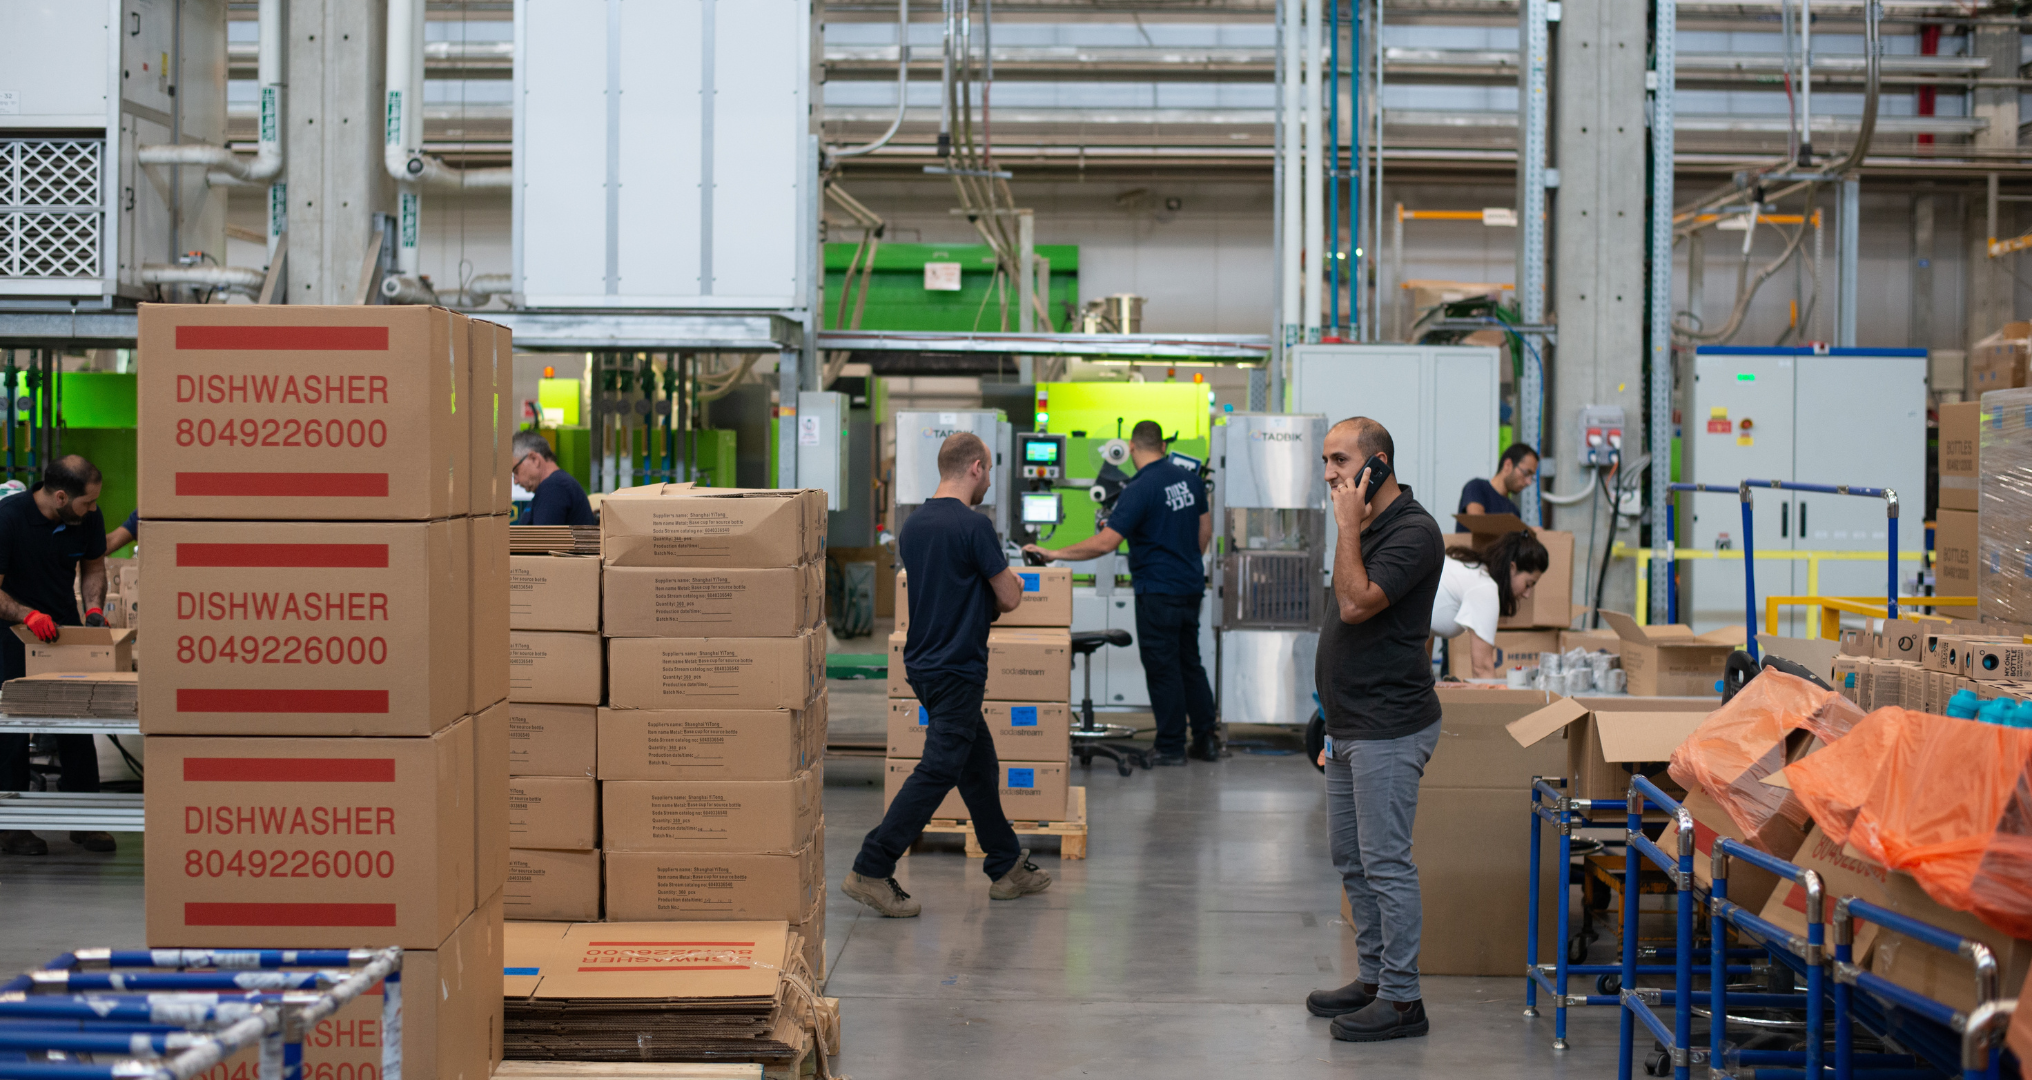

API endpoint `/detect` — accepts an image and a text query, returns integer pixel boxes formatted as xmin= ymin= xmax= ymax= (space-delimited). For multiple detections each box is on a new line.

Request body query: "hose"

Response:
xmin=1672 ymin=208 xmax=1812 ymax=345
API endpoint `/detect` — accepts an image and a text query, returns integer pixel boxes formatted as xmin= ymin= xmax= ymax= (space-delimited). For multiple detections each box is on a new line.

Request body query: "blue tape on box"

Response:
xmin=1007 ymin=767 xmax=1035 ymax=789
xmin=1009 ymin=706 xmax=1038 ymax=727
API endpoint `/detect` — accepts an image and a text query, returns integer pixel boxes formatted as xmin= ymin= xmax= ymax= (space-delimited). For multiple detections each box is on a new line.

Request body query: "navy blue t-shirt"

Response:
xmin=900 ymin=497 xmax=1008 ymax=685
xmin=1457 ymin=477 xmax=1518 ymax=517
xmin=1107 ymin=458 xmax=1208 ymax=596
xmin=0 ymin=486 xmax=106 ymax=680
xmin=520 ymin=469 xmax=597 ymax=526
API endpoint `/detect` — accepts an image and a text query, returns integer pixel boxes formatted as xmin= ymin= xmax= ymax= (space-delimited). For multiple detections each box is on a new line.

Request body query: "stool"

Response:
xmin=1070 ymin=629 xmax=1149 ymax=776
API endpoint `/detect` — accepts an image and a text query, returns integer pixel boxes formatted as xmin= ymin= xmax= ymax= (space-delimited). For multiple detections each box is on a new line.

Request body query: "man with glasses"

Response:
xmin=510 ymin=431 xmax=596 ymax=526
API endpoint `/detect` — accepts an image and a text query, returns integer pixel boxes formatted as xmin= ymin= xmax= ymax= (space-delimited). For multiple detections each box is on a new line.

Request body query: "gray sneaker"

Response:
xmin=843 ymin=871 xmax=921 ymax=917
xmin=989 ymin=849 xmax=1053 ymax=900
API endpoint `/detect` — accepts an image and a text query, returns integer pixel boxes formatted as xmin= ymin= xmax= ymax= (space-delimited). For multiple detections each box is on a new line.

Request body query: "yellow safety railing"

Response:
xmin=1613 ymin=545 xmax=1965 ymax=636
xmin=1762 ymin=596 xmax=1975 ymax=639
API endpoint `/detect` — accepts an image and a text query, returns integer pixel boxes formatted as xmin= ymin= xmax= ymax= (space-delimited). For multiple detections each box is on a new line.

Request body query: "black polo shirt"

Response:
xmin=0 ymin=485 xmax=106 ymax=680
xmin=1315 ymin=485 xmax=1444 ymax=741
xmin=899 ymin=497 xmax=1007 ymax=686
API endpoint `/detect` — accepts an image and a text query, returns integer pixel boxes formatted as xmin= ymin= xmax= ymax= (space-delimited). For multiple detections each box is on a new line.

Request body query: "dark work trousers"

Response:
xmin=1135 ymin=591 xmax=1217 ymax=756
xmin=0 ymin=633 xmax=97 ymax=794
xmin=854 ymin=673 xmax=1021 ymax=880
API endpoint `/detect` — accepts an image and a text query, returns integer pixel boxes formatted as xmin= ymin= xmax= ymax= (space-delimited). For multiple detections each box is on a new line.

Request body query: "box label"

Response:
xmin=1007 ymin=767 xmax=1035 ymax=789
xmin=1009 ymin=706 xmax=1037 ymax=727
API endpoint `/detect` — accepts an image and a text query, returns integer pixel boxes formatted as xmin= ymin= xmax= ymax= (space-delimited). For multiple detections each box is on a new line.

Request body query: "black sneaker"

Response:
xmin=70 ymin=831 xmax=117 ymax=853
xmin=1189 ymin=735 xmax=1220 ymax=761
xmin=1151 ymin=752 xmax=1189 ymax=766
xmin=1330 ymin=997 xmax=1429 ymax=1042
xmin=0 ymin=830 xmax=47 ymax=856
xmin=1306 ymin=979 xmax=1378 ymax=1018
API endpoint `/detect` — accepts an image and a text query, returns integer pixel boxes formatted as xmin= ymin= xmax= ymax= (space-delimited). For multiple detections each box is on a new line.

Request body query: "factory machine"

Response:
xmin=1211 ymin=413 xmax=1330 ymax=726
xmin=890 ymin=409 xmax=1013 ymax=539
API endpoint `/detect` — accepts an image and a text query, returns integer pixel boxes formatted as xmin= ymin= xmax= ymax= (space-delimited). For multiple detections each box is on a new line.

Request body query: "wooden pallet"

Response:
xmin=912 ymin=786 xmax=1088 ymax=860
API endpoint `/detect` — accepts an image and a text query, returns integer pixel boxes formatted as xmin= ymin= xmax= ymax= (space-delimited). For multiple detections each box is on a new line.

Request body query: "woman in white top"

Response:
xmin=1431 ymin=529 xmax=1550 ymax=678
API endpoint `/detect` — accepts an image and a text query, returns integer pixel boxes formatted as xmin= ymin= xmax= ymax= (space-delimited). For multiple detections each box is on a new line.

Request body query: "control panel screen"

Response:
xmin=1021 ymin=492 xmax=1061 ymax=524
xmin=1023 ymin=438 xmax=1060 ymax=464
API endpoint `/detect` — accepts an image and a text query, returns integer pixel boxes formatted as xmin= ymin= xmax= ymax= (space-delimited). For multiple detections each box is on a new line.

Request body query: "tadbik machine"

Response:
xmin=1211 ymin=413 xmax=1330 ymax=725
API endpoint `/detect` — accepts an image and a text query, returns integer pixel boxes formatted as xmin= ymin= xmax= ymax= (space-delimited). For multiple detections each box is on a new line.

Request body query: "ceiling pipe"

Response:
xmin=831 ymin=0 xmax=910 ymax=161
xmin=141 ymin=264 xmax=267 ymax=298
xmin=384 ymin=0 xmax=512 ymax=198
xmin=1829 ymin=0 xmax=1880 ymax=174
xmin=139 ymin=0 xmax=283 ymax=191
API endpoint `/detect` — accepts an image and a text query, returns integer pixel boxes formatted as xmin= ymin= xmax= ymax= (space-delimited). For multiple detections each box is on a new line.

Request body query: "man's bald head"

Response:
xmin=1329 ymin=417 xmax=1394 ymax=463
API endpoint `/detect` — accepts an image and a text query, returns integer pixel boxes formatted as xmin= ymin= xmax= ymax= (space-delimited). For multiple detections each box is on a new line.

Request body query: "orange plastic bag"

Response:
xmin=1968 ymin=756 xmax=2032 ymax=939
xmin=1787 ymin=707 xmax=1909 ymax=846
xmin=1847 ymin=712 xmax=2032 ymax=913
xmin=1667 ymin=671 xmax=1866 ymax=847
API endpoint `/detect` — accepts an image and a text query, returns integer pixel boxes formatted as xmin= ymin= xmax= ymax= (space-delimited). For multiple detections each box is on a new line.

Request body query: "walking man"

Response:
xmin=843 ymin=432 xmax=1053 ymax=916
xmin=1304 ymin=418 xmax=1445 ymax=1041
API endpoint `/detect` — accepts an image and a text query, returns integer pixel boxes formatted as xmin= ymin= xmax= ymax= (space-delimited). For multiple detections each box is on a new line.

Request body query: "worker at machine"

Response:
xmin=1306 ymin=418 xmax=1443 ymax=1042
xmin=844 ymin=432 xmax=1054 ymax=917
xmin=0 ymin=457 xmax=116 ymax=857
xmin=1430 ymin=531 xmax=1549 ymax=679
xmin=1023 ymin=420 xmax=1216 ymax=766
xmin=510 ymin=431 xmax=596 ymax=526
xmin=1457 ymin=442 xmax=1540 ymax=516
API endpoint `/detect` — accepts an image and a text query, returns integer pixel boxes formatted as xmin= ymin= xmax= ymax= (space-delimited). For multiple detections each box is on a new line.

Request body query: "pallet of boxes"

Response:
xmin=887 ymin=563 xmax=1085 ymax=857
xmin=506 ymin=537 xmax=604 ymax=921
xmin=135 ymin=304 xmax=515 ymax=1080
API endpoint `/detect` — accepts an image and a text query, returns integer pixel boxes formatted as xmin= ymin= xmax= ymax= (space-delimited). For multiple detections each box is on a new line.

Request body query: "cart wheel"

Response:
xmin=1597 ymin=973 xmax=1621 ymax=996
xmin=1644 ymin=1047 xmax=1672 ymax=1076
xmin=1567 ymin=931 xmax=1590 ymax=965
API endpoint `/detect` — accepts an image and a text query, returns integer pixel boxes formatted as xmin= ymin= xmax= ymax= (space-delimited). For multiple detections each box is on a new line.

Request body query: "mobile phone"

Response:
xmin=1360 ymin=454 xmax=1392 ymax=500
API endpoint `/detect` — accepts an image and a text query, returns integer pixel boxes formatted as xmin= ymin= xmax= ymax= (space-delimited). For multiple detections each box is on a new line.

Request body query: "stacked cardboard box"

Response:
xmin=507 ymin=551 xmax=604 ymax=921
xmin=885 ymin=566 xmax=1075 ymax=821
xmin=1976 ymin=388 xmax=2032 ymax=626
xmin=596 ymin=485 xmax=830 ymax=974
xmin=1832 ymin=618 xmax=2032 ymax=711
xmin=1445 ymin=513 xmax=1577 ymax=681
xmin=135 ymin=304 xmax=514 ymax=1080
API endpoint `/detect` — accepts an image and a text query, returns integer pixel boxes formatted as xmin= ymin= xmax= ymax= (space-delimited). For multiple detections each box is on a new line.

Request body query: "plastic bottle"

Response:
xmin=1978 ymin=697 xmax=2018 ymax=727
xmin=1946 ymin=688 xmax=1982 ymax=720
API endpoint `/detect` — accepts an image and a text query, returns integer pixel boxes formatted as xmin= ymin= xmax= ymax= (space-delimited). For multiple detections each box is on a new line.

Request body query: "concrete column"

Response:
xmin=1552 ymin=0 xmax=1647 ymax=617
xmin=284 ymin=0 xmax=390 ymax=303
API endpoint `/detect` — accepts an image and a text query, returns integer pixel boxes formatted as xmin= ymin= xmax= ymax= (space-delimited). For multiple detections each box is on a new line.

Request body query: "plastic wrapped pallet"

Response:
xmin=1977 ymin=387 xmax=2032 ymax=624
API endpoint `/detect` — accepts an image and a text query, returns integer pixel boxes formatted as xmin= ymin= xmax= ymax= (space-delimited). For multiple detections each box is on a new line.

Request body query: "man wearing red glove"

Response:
xmin=0 ymin=456 xmax=113 ymax=857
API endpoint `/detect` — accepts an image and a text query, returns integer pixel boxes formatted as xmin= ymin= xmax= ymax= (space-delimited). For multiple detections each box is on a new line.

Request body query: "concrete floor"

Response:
xmin=0 ymin=678 xmax=1636 ymax=1080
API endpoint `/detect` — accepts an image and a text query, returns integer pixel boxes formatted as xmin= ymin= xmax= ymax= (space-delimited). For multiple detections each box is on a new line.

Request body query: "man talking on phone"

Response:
xmin=1303 ymin=417 xmax=1445 ymax=1043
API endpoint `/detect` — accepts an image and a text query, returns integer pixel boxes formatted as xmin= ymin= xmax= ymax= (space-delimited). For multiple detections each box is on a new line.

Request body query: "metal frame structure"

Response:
xmin=0 ymin=717 xmax=142 ymax=833
xmin=1647 ymin=0 xmax=1679 ymax=620
xmin=0 ymin=947 xmax=401 ymax=1080
xmin=1666 ymin=479 xmax=1900 ymax=661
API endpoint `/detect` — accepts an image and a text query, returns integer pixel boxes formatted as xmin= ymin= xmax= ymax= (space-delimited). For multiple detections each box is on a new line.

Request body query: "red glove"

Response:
xmin=84 ymin=608 xmax=106 ymax=628
xmin=21 ymin=611 xmax=57 ymax=642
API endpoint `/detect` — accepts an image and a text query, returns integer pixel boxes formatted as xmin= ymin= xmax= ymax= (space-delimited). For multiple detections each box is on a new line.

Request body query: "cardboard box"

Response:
xmin=603 ymin=839 xmax=822 ymax=922
xmin=1970 ymin=321 xmax=2031 ymax=395
xmin=13 ymin=625 xmax=133 ymax=676
xmin=470 ymin=513 xmax=511 ymax=713
xmin=1972 ymin=642 xmax=2032 ymax=681
xmin=502 ymin=919 xmax=794 ymax=1000
xmin=195 ymin=889 xmax=501 ymax=1080
xmin=1871 ymin=871 xmax=2032 ymax=1015
xmin=1447 ymin=629 xmax=1563 ymax=678
xmin=1760 ymin=826 xmax=1892 ymax=962
xmin=1658 ymin=787 xmax=1808 ymax=914
xmin=1507 ymin=694 xmax=1717 ymax=802
xmin=602 ymin=769 xmax=820 ymax=853
xmin=886 ymin=698 xmax=1071 ymax=760
xmin=509 ymin=554 xmax=601 ymax=632
xmin=508 ymin=776 xmax=598 ymax=851
xmin=509 ymin=703 xmax=598 ymax=778
xmin=475 ymin=700 xmax=509 ymax=901
xmin=896 ymin=566 xmax=1073 ymax=632
xmin=505 ymin=848 xmax=601 ymax=922
xmin=601 ymin=564 xmax=824 ymax=638
xmin=1873 ymin=619 xmax=1926 ymax=662
xmin=883 ymin=758 xmax=1070 ymax=821
xmin=469 ymin=317 xmax=514 ymax=517
xmin=140 ymin=519 xmax=469 ymax=737
xmin=597 ymin=705 xmax=815 ymax=781
xmin=509 ymin=630 xmax=603 ymax=705
xmin=1450 ymin=514 xmax=1574 ymax=629
xmin=605 ymin=632 xmax=823 ymax=711
xmin=600 ymin=486 xmax=826 ymax=568
xmin=137 ymin=304 xmax=469 ymax=521
xmin=144 ymin=718 xmax=475 ymax=949
xmin=1598 ymin=610 xmax=1737 ymax=697
xmin=885 ymin=629 xmax=1072 ymax=702
xmin=1940 ymin=401 xmax=1981 ymax=512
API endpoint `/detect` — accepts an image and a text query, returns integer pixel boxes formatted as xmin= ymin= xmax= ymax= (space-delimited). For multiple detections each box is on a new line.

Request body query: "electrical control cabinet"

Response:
xmin=1683 ymin=347 xmax=1927 ymax=635
xmin=795 ymin=390 xmax=846 ymax=511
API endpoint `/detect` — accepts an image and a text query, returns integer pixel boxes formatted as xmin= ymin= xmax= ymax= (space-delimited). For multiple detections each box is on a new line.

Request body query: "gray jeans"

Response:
xmin=1326 ymin=720 xmax=1440 ymax=1002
